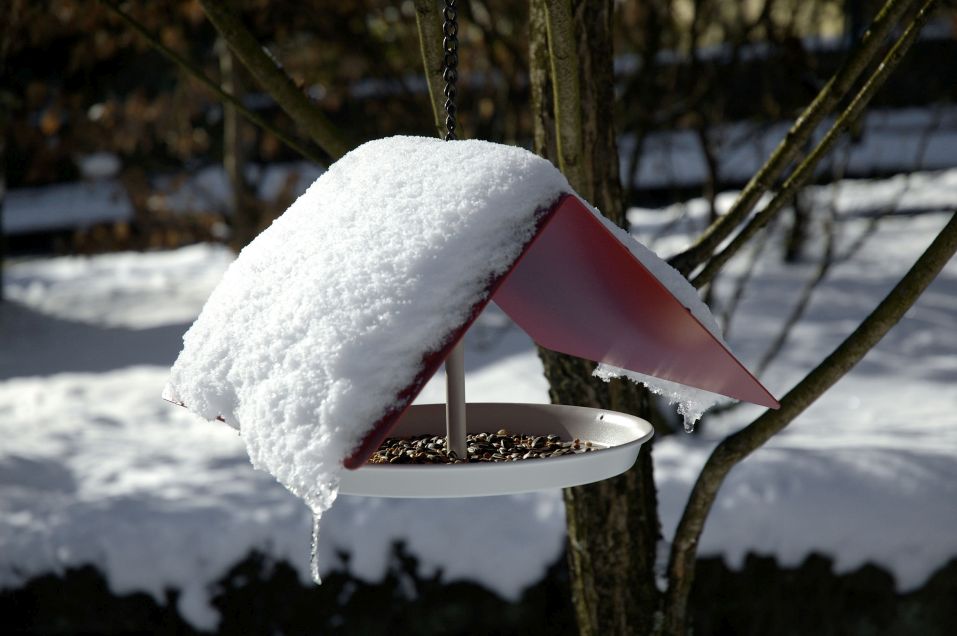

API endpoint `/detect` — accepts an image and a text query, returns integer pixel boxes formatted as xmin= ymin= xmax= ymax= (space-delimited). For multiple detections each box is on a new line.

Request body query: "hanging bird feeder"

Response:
xmin=164 ymin=5 xmax=776 ymax=506
xmin=163 ymin=140 xmax=778 ymax=501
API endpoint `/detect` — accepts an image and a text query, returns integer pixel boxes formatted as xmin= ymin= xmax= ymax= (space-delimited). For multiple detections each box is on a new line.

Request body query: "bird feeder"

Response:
xmin=164 ymin=137 xmax=778 ymax=504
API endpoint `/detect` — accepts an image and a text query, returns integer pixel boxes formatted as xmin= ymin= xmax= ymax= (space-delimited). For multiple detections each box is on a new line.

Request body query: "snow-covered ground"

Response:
xmin=2 ymin=162 xmax=325 ymax=237
xmin=7 ymin=106 xmax=957 ymax=238
xmin=1 ymin=169 xmax=955 ymax=630
xmin=622 ymin=106 xmax=957 ymax=189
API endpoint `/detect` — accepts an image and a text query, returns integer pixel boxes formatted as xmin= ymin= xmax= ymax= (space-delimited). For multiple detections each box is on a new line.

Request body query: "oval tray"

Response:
xmin=339 ymin=402 xmax=654 ymax=498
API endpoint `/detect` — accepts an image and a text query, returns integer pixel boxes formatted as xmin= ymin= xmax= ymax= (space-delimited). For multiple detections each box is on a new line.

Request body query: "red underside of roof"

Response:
xmin=343 ymin=194 xmax=778 ymax=469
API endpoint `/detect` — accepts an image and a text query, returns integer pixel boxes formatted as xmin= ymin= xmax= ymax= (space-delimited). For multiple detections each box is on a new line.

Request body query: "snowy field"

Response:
xmin=1 ymin=169 xmax=956 ymax=629
xmin=6 ymin=106 xmax=957 ymax=238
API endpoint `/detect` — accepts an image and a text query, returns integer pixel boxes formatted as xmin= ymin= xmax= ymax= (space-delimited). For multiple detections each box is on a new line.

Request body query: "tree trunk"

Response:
xmin=0 ymin=1 xmax=20 ymax=302
xmin=218 ymin=40 xmax=260 ymax=250
xmin=784 ymin=189 xmax=810 ymax=264
xmin=0 ymin=116 xmax=6 ymax=303
xmin=0 ymin=102 xmax=7 ymax=302
xmin=530 ymin=1 xmax=665 ymax=633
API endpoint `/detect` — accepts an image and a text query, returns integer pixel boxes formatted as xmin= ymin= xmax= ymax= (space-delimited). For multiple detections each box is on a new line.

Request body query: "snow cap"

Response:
xmin=165 ymin=136 xmax=570 ymax=509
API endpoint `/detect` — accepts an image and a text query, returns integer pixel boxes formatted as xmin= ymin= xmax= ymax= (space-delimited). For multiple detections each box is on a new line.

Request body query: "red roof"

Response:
xmin=344 ymin=194 xmax=779 ymax=468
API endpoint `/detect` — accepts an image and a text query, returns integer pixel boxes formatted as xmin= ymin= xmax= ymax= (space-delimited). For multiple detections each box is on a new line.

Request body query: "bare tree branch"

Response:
xmin=690 ymin=0 xmax=937 ymax=289
xmin=668 ymin=0 xmax=920 ymax=277
xmin=756 ymin=202 xmax=838 ymax=376
xmin=198 ymin=0 xmax=351 ymax=160
xmin=0 ymin=0 xmax=23 ymax=303
xmin=218 ymin=40 xmax=260 ymax=250
xmin=98 ymin=0 xmax=325 ymax=164
xmin=543 ymin=0 xmax=586 ymax=194
xmin=718 ymin=216 xmax=776 ymax=339
xmin=838 ymin=104 xmax=943 ymax=264
xmin=662 ymin=208 xmax=957 ymax=634
xmin=755 ymin=144 xmax=852 ymax=376
xmin=413 ymin=0 xmax=446 ymax=138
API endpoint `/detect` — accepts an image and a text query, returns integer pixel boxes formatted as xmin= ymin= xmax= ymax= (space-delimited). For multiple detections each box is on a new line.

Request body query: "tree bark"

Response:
xmin=529 ymin=0 xmax=557 ymax=162
xmin=531 ymin=1 xmax=665 ymax=633
xmin=542 ymin=0 xmax=585 ymax=193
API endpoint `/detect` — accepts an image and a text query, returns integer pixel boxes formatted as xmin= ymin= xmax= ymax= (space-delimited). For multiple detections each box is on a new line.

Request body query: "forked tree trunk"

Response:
xmin=530 ymin=1 xmax=666 ymax=633
xmin=528 ymin=2 xmax=941 ymax=634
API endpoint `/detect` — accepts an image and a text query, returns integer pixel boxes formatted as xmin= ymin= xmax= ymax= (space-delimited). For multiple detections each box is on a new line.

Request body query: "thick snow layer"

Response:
xmin=3 ymin=168 xmax=956 ymax=629
xmin=166 ymin=137 xmax=570 ymax=515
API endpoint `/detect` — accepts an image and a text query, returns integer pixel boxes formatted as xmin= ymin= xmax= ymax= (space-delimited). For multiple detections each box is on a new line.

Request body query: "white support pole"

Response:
xmin=445 ymin=341 xmax=468 ymax=460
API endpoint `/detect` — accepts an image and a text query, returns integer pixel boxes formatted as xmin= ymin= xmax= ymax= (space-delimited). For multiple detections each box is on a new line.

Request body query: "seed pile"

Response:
xmin=367 ymin=429 xmax=597 ymax=464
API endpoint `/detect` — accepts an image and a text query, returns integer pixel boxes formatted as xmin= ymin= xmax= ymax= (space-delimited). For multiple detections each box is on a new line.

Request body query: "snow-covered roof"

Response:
xmin=165 ymin=137 xmax=572 ymax=512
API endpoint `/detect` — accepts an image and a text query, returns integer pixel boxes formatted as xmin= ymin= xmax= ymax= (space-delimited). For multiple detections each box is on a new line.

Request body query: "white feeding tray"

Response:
xmin=339 ymin=402 xmax=654 ymax=498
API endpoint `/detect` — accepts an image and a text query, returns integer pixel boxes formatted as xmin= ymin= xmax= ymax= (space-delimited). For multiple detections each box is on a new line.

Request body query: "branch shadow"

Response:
xmin=0 ymin=300 xmax=190 ymax=380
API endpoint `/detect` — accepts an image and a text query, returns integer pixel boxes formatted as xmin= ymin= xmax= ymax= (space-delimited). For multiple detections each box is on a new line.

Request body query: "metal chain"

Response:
xmin=442 ymin=0 xmax=458 ymax=141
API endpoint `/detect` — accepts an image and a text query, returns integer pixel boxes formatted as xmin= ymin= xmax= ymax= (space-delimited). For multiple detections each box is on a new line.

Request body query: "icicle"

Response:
xmin=678 ymin=402 xmax=704 ymax=433
xmin=593 ymin=365 xmax=720 ymax=433
xmin=682 ymin=416 xmax=697 ymax=433
xmin=310 ymin=511 xmax=323 ymax=585
xmin=305 ymin=480 xmax=340 ymax=586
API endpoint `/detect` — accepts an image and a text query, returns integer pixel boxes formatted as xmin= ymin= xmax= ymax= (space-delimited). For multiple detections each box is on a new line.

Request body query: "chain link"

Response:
xmin=442 ymin=0 xmax=458 ymax=141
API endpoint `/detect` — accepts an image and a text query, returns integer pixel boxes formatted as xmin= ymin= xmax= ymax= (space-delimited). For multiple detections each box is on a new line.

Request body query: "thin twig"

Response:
xmin=662 ymin=208 xmax=957 ymax=634
xmin=696 ymin=123 xmax=722 ymax=225
xmin=757 ymin=101 xmax=941 ymax=372
xmin=690 ymin=0 xmax=937 ymax=289
xmin=756 ymin=195 xmax=838 ymax=376
xmin=753 ymin=144 xmax=850 ymax=375
xmin=838 ymin=104 xmax=943 ymax=263
xmin=98 ymin=0 xmax=325 ymax=164
xmin=668 ymin=0 xmax=920 ymax=276
xmin=198 ymin=0 xmax=351 ymax=160
xmin=718 ymin=215 xmax=777 ymax=339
